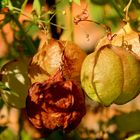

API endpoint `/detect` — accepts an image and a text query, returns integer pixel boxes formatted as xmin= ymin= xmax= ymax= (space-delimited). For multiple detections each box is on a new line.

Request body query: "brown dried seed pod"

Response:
xmin=26 ymin=72 xmax=86 ymax=133
xmin=28 ymin=39 xmax=87 ymax=84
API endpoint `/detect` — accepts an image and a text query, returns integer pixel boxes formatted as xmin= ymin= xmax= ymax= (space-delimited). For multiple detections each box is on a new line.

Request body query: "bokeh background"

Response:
xmin=0 ymin=0 xmax=140 ymax=140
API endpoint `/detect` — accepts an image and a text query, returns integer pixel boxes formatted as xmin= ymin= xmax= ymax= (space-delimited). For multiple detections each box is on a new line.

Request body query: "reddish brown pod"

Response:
xmin=26 ymin=71 xmax=86 ymax=133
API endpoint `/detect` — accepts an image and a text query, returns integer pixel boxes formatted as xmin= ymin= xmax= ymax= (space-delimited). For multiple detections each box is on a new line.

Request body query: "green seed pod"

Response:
xmin=113 ymin=46 xmax=140 ymax=104
xmin=81 ymin=44 xmax=140 ymax=106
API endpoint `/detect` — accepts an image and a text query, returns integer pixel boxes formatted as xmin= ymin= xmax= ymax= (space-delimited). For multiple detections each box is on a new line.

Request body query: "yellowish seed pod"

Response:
xmin=81 ymin=44 xmax=140 ymax=106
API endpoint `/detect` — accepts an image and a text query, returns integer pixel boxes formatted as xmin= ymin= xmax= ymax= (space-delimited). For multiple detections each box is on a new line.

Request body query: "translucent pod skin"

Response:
xmin=28 ymin=39 xmax=87 ymax=84
xmin=81 ymin=44 xmax=140 ymax=106
xmin=81 ymin=45 xmax=123 ymax=106
xmin=112 ymin=46 xmax=140 ymax=104
xmin=1 ymin=57 xmax=30 ymax=108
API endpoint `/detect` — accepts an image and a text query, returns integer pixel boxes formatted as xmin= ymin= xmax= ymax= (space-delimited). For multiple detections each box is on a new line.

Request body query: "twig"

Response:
xmin=10 ymin=12 xmax=36 ymax=55
xmin=123 ymin=0 xmax=132 ymax=22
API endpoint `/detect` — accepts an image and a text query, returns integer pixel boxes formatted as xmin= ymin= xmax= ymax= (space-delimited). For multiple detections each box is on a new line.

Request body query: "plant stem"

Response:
xmin=10 ymin=12 xmax=36 ymax=55
xmin=6 ymin=6 xmax=32 ymax=19
xmin=69 ymin=2 xmax=74 ymax=41
xmin=110 ymin=0 xmax=124 ymax=19
xmin=123 ymin=0 xmax=132 ymax=22
xmin=47 ymin=0 xmax=61 ymax=39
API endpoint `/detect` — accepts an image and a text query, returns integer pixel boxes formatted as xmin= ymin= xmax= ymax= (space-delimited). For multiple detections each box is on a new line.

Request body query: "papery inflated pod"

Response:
xmin=81 ymin=44 xmax=140 ymax=106
xmin=97 ymin=23 xmax=140 ymax=57
xmin=26 ymin=71 xmax=86 ymax=133
xmin=28 ymin=39 xmax=87 ymax=84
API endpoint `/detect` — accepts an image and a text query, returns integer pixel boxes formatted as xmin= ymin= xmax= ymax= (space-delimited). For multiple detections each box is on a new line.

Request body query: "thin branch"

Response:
xmin=123 ymin=0 xmax=132 ymax=22
xmin=38 ymin=19 xmax=66 ymax=30
xmin=10 ymin=12 xmax=36 ymax=54
xmin=6 ymin=6 xmax=32 ymax=19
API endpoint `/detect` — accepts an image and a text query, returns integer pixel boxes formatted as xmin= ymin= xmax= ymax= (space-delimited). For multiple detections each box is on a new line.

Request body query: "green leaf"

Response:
xmin=0 ymin=0 xmax=9 ymax=8
xmin=0 ymin=81 xmax=18 ymax=96
xmin=126 ymin=134 xmax=140 ymax=140
xmin=0 ymin=126 xmax=7 ymax=133
xmin=21 ymin=130 xmax=32 ymax=140
xmin=56 ymin=0 xmax=81 ymax=7
xmin=56 ymin=0 xmax=70 ymax=9
xmin=33 ymin=0 xmax=46 ymax=17
xmin=0 ymin=99 xmax=5 ymax=109
xmin=0 ymin=81 xmax=11 ymax=91
xmin=7 ymin=0 xmax=13 ymax=11
xmin=21 ymin=0 xmax=28 ymax=12
xmin=45 ymin=130 xmax=66 ymax=140
xmin=0 ymin=128 xmax=18 ymax=140
xmin=109 ymin=111 xmax=140 ymax=133
xmin=72 ymin=0 xmax=81 ymax=5
xmin=9 ymin=0 xmax=27 ymax=9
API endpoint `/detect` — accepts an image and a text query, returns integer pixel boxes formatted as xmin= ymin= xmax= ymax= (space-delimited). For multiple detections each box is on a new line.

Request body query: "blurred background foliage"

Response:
xmin=0 ymin=0 xmax=140 ymax=140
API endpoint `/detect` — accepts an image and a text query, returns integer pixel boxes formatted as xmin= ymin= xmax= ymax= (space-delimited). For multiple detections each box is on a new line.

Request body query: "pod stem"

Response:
xmin=123 ymin=0 xmax=132 ymax=22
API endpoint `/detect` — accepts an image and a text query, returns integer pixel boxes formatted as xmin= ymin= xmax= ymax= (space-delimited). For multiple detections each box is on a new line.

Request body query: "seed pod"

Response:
xmin=97 ymin=23 xmax=140 ymax=57
xmin=0 ymin=57 xmax=30 ymax=108
xmin=81 ymin=44 xmax=140 ymax=106
xmin=26 ymin=71 xmax=86 ymax=132
xmin=28 ymin=39 xmax=87 ymax=84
